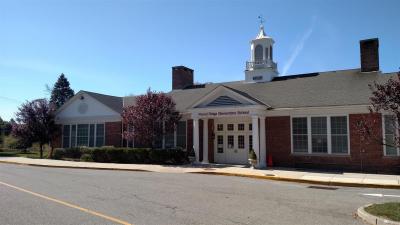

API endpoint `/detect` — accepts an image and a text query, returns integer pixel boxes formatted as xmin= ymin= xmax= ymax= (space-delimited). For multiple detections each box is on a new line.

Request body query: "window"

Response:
xmin=238 ymin=135 xmax=245 ymax=149
xmin=217 ymin=135 xmax=223 ymax=153
xmin=292 ymin=116 xmax=349 ymax=155
xmin=227 ymin=135 xmax=234 ymax=149
xmin=176 ymin=121 xmax=186 ymax=149
xmin=62 ymin=125 xmax=70 ymax=148
xmin=165 ymin=132 xmax=175 ymax=148
xmin=384 ymin=115 xmax=398 ymax=156
xmin=331 ymin=116 xmax=348 ymax=154
xmin=311 ymin=117 xmax=328 ymax=153
xmin=217 ymin=124 xmax=223 ymax=131
xmin=77 ymin=124 xmax=89 ymax=147
xmin=227 ymin=124 xmax=234 ymax=131
xmin=71 ymin=125 xmax=76 ymax=147
xmin=292 ymin=118 xmax=308 ymax=153
xmin=249 ymin=124 xmax=252 ymax=131
xmin=249 ymin=135 xmax=253 ymax=150
xmin=270 ymin=46 xmax=273 ymax=60
xmin=238 ymin=124 xmax=245 ymax=131
xmin=253 ymin=76 xmax=263 ymax=81
xmin=89 ymin=124 xmax=95 ymax=147
xmin=254 ymin=44 xmax=263 ymax=62
xmin=96 ymin=124 xmax=104 ymax=147
xmin=61 ymin=123 xmax=105 ymax=148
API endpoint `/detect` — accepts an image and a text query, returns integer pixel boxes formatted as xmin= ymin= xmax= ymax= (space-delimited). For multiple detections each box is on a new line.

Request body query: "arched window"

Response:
xmin=254 ymin=45 xmax=263 ymax=62
xmin=270 ymin=46 xmax=273 ymax=60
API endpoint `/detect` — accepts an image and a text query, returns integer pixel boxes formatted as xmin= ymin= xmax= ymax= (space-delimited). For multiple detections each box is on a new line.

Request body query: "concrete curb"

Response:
xmin=190 ymin=171 xmax=400 ymax=189
xmin=357 ymin=205 xmax=400 ymax=225
xmin=0 ymin=161 xmax=151 ymax=173
xmin=1 ymin=160 xmax=399 ymax=189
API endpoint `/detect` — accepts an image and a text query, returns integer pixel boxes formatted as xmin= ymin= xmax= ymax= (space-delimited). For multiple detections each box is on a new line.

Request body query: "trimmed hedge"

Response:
xmin=54 ymin=147 xmax=188 ymax=165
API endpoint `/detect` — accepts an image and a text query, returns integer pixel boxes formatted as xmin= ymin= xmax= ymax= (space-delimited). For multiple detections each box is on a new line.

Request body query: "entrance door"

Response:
xmin=214 ymin=121 xmax=251 ymax=165
xmin=225 ymin=134 xmax=248 ymax=164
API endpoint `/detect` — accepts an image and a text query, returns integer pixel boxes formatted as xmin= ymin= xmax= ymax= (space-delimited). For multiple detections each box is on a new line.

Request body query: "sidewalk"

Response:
xmin=1 ymin=157 xmax=399 ymax=189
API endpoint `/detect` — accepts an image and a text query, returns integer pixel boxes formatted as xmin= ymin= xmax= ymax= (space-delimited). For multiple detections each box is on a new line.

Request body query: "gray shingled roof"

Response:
xmin=123 ymin=69 xmax=396 ymax=112
xmin=83 ymin=91 xmax=123 ymax=114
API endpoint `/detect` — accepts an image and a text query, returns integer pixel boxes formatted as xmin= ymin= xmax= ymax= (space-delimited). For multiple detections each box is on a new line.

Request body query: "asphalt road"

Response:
xmin=0 ymin=164 xmax=399 ymax=225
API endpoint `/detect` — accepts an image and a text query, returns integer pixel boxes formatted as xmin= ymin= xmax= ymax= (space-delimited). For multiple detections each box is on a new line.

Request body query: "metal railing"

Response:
xmin=246 ymin=59 xmax=277 ymax=70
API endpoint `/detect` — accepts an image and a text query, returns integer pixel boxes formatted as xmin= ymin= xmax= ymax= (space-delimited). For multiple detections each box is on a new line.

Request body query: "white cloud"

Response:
xmin=282 ymin=17 xmax=316 ymax=76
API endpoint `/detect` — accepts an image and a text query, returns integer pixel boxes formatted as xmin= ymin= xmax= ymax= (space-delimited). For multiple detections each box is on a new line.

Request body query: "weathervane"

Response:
xmin=258 ymin=15 xmax=265 ymax=27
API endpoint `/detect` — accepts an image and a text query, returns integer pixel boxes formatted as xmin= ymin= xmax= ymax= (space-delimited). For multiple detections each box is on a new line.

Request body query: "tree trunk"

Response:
xmin=48 ymin=143 xmax=54 ymax=159
xmin=40 ymin=144 xmax=43 ymax=159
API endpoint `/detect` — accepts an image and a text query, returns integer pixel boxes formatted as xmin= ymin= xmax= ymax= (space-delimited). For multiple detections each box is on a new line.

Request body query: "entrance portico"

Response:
xmin=190 ymin=107 xmax=267 ymax=168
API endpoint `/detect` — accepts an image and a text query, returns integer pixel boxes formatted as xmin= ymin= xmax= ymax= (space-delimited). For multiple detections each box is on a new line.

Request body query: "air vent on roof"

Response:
xmin=272 ymin=73 xmax=319 ymax=81
xmin=207 ymin=96 xmax=242 ymax=107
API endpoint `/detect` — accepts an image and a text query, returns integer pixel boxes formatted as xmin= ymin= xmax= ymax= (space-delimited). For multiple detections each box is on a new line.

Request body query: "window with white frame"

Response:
xmin=331 ymin=116 xmax=348 ymax=153
xmin=95 ymin=124 xmax=105 ymax=147
xmin=238 ymin=135 xmax=245 ymax=149
xmin=62 ymin=123 xmax=105 ymax=148
xmin=77 ymin=124 xmax=89 ymax=146
xmin=89 ymin=124 xmax=95 ymax=147
xmin=311 ymin=117 xmax=328 ymax=153
xmin=292 ymin=116 xmax=349 ymax=154
xmin=383 ymin=115 xmax=399 ymax=156
xmin=71 ymin=125 xmax=76 ymax=147
xmin=292 ymin=118 xmax=308 ymax=153
xmin=62 ymin=125 xmax=70 ymax=148
xmin=227 ymin=135 xmax=234 ymax=149
xmin=176 ymin=121 xmax=186 ymax=149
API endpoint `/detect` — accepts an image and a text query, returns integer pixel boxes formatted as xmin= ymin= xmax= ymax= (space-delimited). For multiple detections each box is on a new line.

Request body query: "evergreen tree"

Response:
xmin=50 ymin=73 xmax=74 ymax=109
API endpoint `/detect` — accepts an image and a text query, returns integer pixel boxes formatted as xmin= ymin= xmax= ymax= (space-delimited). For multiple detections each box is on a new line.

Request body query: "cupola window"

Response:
xmin=254 ymin=44 xmax=263 ymax=62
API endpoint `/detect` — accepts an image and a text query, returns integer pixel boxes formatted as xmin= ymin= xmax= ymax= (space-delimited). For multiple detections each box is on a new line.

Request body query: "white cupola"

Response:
xmin=245 ymin=22 xmax=278 ymax=82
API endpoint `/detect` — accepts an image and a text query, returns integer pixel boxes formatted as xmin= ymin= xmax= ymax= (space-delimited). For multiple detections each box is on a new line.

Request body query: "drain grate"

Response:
xmin=308 ymin=185 xmax=338 ymax=190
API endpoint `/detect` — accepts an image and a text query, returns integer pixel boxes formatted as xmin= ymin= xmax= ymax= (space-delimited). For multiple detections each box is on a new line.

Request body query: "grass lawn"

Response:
xmin=365 ymin=202 xmax=400 ymax=222
xmin=0 ymin=150 xmax=47 ymax=158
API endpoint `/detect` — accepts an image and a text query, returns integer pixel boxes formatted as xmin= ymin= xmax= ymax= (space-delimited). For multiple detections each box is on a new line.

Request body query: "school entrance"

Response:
xmin=213 ymin=118 xmax=252 ymax=164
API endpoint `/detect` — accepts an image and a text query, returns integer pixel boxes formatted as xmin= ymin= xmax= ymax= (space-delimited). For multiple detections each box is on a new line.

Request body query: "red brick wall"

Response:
xmin=266 ymin=116 xmax=293 ymax=167
xmin=199 ymin=120 xmax=203 ymax=161
xmin=105 ymin=122 xmax=122 ymax=147
xmin=186 ymin=119 xmax=193 ymax=152
xmin=266 ymin=114 xmax=400 ymax=173
xmin=349 ymin=113 xmax=399 ymax=172
xmin=172 ymin=66 xmax=194 ymax=90
xmin=360 ymin=39 xmax=379 ymax=72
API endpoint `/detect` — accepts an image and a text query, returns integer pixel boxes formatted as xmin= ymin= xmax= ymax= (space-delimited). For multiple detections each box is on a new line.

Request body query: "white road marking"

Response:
xmin=360 ymin=193 xmax=400 ymax=198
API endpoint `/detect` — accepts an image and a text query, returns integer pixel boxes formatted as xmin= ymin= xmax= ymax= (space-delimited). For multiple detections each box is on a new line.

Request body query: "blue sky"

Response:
xmin=0 ymin=0 xmax=399 ymax=121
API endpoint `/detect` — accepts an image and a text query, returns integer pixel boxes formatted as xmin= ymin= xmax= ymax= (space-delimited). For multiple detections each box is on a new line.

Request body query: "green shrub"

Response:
xmin=53 ymin=148 xmax=66 ymax=159
xmin=55 ymin=146 xmax=187 ymax=165
xmin=248 ymin=149 xmax=257 ymax=160
xmin=80 ymin=153 xmax=93 ymax=162
xmin=64 ymin=147 xmax=82 ymax=158
xmin=91 ymin=148 xmax=108 ymax=162
xmin=106 ymin=148 xmax=125 ymax=163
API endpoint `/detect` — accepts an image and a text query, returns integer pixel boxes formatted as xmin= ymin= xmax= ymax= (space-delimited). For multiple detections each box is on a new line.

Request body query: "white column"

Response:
xmin=202 ymin=118 xmax=209 ymax=163
xmin=193 ymin=118 xmax=200 ymax=163
xmin=259 ymin=116 xmax=266 ymax=168
xmin=252 ymin=116 xmax=260 ymax=167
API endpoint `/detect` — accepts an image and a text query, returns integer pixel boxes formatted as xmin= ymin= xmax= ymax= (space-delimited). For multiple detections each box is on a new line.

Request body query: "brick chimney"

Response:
xmin=172 ymin=66 xmax=194 ymax=90
xmin=360 ymin=38 xmax=379 ymax=72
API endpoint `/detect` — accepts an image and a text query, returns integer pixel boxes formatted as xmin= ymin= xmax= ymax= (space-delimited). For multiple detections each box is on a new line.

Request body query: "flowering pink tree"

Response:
xmin=355 ymin=71 xmax=400 ymax=148
xmin=122 ymin=89 xmax=181 ymax=148
xmin=12 ymin=99 xmax=59 ymax=158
